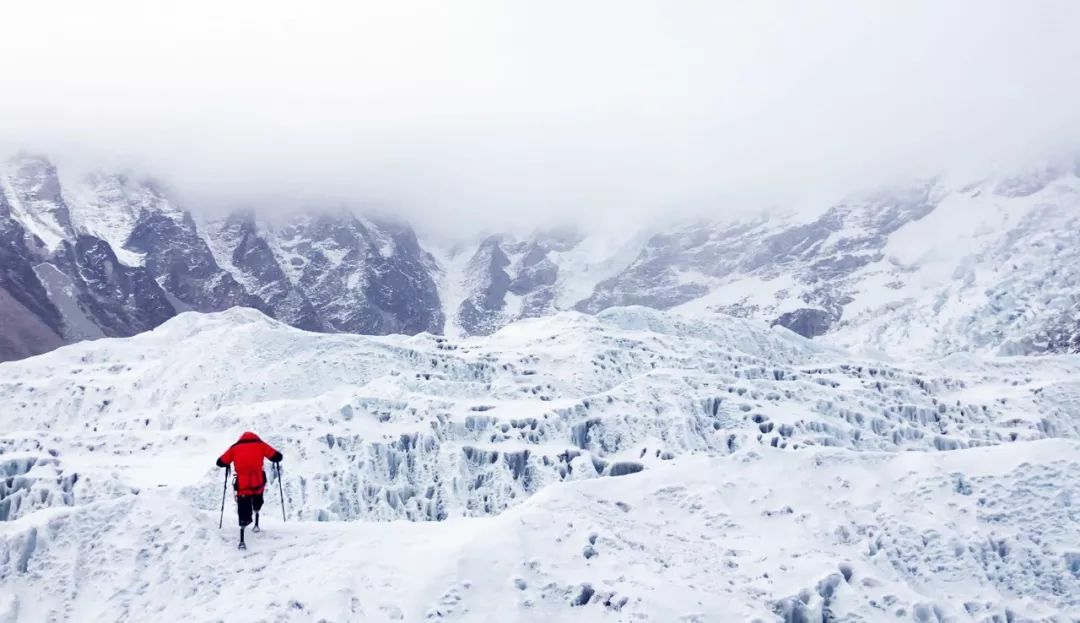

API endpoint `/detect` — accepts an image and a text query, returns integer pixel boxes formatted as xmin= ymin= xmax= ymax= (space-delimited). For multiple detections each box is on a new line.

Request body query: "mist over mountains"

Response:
xmin=6 ymin=4 xmax=1080 ymax=621
xmin=3 ymin=151 xmax=1079 ymax=362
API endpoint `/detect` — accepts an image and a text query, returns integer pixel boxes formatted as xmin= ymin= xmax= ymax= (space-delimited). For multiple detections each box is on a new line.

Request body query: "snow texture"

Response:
xmin=1 ymin=307 xmax=1079 ymax=621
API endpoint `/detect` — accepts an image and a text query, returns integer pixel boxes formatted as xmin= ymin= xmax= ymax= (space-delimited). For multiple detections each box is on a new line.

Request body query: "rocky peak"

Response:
xmin=457 ymin=236 xmax=513 ymax=336
xmin=454 ymin=232 xmax=574 ymax=336
xmin=265 ymin=209 xmax=443 ymax=335
xmin=0 ymin=185 xmax=65 ymax=346
xmin=126 ymin=206 xmax=267 ymax=314
xmin=52 ymin=234 xmax=176 ymax=337
xmin=1 ymin=154 xmax=75 ymax=254
xmin=4 ymin=151 xmax=1080 ymax=362
xmin=202 ymin=210 xmax=323 ymax=331
xmin=578 ymin=180 xmax=942 ymax=337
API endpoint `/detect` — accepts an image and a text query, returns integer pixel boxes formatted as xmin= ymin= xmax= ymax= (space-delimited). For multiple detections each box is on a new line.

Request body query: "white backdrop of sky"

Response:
xmin=1 ymin=0 xmax=1079 ymax=233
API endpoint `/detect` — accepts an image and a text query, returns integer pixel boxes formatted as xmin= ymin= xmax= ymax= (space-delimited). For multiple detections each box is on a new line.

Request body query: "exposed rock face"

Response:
xmin=772 ymin=308 xmax=835 ymax=338
xmin=54 ymin=235 xmax=176 ymax=337
xmin=2 ymin=155 xmax=75 ymax=251
xmin=577 ymin=220 xmax=765 ymax=313
xmin=4 ymin=152 xmax=1080 ymax=361
xmin=511 ymin=253 xmax=558 ymax=317
xmin=454 ymin=231 xmax=578 ymax=336
xmin=457 ymin=236 xmax=513 ymax=336
xmin=354 ymin=220 xmax=444 ymax=335
xmin=0 ymin=172 xmax=65 ymax=359
xmin=578 ymin=180 xmax=939 ymax=319
xmin=201 ymin=211 xmax=323 ymax=331
xmin=0 ymin=155 xmax=444 ymax=361
xmin=0 ymin=159 xmax=177 ymax=357
xmin=126 ymin=209 xmax=268 ymax=314
xmin=0 ymin=288 xmax=63 ymax=361
xmin=266 ymin=212 xmax=443 ymax=335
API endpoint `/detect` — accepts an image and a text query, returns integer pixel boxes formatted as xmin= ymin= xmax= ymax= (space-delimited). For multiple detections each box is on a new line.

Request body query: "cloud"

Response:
xmin=2 ymin=0 xmax=1079 ymax=234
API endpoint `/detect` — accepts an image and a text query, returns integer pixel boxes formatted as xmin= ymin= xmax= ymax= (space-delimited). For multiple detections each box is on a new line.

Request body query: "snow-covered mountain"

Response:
xmin=199 ymin=208 xmax=443 ymax=335
xmin=578 ymin=171 xmax=1080 ymax=359
xmin=3 ymin=153 xmax=1080 ymax=364
xmin=1 ymin=307 xmax=1078 ymax=620
xmin=0 ymin=154 xmax=446 ymax=361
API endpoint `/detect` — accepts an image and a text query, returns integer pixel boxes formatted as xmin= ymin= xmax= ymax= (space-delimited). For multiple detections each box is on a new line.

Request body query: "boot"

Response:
xmin=238 ymin=527 xmax=247 ymax=550
xmin=253 ymin=512 xmax=261 ymax=533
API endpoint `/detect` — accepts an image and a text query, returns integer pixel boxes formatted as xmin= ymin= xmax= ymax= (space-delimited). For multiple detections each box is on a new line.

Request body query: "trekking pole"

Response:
xmin=276 ymin=462 xmax=287 ymax=522
xmin=219 ymin=465 xmax=230 ymax=529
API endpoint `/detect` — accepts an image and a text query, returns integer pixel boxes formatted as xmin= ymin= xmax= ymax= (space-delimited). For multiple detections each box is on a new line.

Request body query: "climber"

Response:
xmin=216 ymin=431 xmax=283 ymax=549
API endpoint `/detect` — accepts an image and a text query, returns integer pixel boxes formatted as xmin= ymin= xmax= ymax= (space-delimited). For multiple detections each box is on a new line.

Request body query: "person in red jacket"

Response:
xmin=216 ymin=431 xmax=283 ymax=547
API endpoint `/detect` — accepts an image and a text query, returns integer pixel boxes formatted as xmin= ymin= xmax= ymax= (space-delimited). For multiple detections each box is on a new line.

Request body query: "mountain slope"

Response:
xmin=200 ymin=210 xmax=323 ymax=331
xmin=0 ymin=155 xmax=447 ymax=361
xmin=440 ymin=168 xmax=1080 ymax=356
xmin=3 ymin=152 xmax=1080 ymax=362
xmin=0 ymin=288 xmax=62 ymax=361
xmin=829 ymin=181 xmax=1080 ymax=356
xmin=259 ymin=212 xmax=443 ymax=335
xmin=0 ymin=164 xmax=66 ymax=360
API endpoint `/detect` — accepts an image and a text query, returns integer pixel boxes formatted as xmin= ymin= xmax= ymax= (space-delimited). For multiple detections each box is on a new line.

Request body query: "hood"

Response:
xmin=238 ymin=431 xmax=262 ymax=442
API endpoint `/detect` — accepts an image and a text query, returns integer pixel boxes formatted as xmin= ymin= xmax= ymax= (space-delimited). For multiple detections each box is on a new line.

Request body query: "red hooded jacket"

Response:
xmin=216 ymin=432 xmax=283 ymax=496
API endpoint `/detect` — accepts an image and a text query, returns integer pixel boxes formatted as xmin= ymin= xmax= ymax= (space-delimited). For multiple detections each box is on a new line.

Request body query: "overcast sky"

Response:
xmin=2 ymin=0 xmax=1079 ymax=233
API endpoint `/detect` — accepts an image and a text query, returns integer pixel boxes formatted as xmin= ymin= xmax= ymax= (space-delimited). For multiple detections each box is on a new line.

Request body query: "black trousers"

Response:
xmin=237 ymin=494 xmax=264 ymax=527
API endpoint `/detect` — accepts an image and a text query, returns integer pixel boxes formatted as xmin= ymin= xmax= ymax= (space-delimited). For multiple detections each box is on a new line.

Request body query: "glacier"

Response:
xmin=1 ymin=306 xmax=1078 ymax=621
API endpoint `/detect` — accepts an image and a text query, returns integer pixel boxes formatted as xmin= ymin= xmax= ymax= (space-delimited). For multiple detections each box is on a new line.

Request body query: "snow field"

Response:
xmin=2 ymin=443 xmax=1078 ymax=621
xmin=1 ymin=307 xmax=1079 ymax=620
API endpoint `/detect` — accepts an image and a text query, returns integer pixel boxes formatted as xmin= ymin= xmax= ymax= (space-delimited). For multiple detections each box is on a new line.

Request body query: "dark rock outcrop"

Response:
xmin=54 ymin=235 xmax=176 ymax=337
xmin=204 ymin=211 xmax=323 ymax=331
xmin=772 ymin=308 xmax=836 ymax=338
xmin=125 ymin=209 xmax=268 ymax=314
xmin=270 ymin=212 xmax=443 ymax=335
xmin=454 ymin=230 xmax=579 ymax=335
xmin=0 ymin=184 xmax=64 ymax=360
